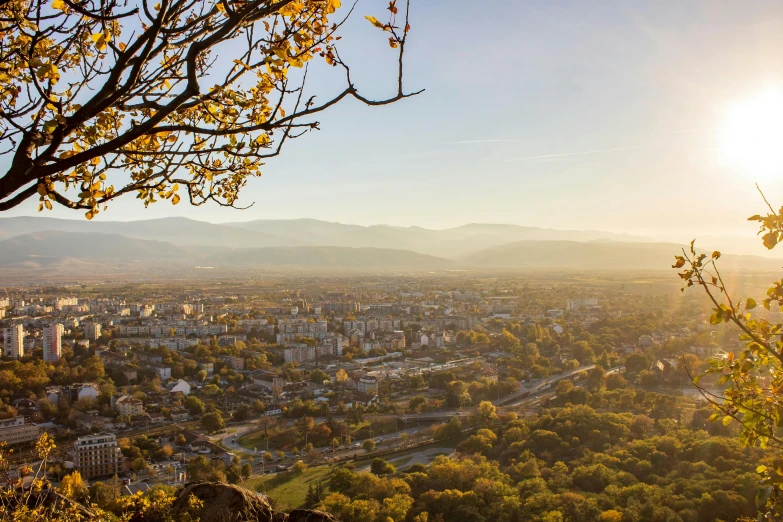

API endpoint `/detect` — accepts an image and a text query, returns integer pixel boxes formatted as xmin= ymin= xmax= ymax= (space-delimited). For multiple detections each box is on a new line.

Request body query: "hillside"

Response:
xmin=0 ymin=216 xmax=300 ymax=248
xmin=0 ymin=232 xmax=454 ymax=271
xmin=0 ymin=231 xmax=189 ymax=265
xmin=207 ymin=246 xmax=455 ymax=270
xmin=460 ymin=239 xmax=783 ymax=270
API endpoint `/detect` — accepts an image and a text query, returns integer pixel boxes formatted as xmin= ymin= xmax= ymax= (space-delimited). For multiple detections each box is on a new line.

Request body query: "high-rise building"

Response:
xmin=73 ymin=434 xmax=122 ymax=479
xmin=84 ymin=323 xmax=101 ymax=341
xmin=43 ymin=323 xmax=64 ymax=362
xmin=2 ymin=325 xmax=24 ymax=359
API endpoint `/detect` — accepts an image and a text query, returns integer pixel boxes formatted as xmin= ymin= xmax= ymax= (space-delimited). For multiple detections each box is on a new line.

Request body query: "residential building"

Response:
xmin=150 ymin=363 xmax=172 ymax=380
xmin=73 ymin=434 xmax=122 ymax=479
xmin=170 ymin=379 xmax=191 ymax=396
xmin=169 ymin=409 xmax=189 ymax=421
xmin=283 ymin=343 xmax=316 ymax=364
xmin=43 ymin=323 xmax=63 ymax=362
xmin=358 ymin=375 xmax=378 ymax=395
xmin=2 ymin=325 xmax=24 ymax=359
xmin=220 ymin=355 xmax=244 ymax=371
xmin=0 ymin=416 xmax=39 ymax=446
xmin=276 ymin=319 xmax=328 ymax=342
xmin=115 ymin=395 xmax=144 ymax=416
xmin=84 ymin=323 xmax=101 ymax=341
xmin=566 ymin=298 xmax=599 ymax=311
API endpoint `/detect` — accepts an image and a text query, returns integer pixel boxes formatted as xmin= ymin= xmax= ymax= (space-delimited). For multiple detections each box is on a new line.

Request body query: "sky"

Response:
xmin=7 ymin=0 xmax=783 ymax=245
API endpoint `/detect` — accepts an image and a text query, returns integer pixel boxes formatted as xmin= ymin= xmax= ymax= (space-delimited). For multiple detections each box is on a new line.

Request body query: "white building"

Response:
xmin=2 ymin=325 xmax=24 ymax=359
xmin=358 ymin=375 xmax=378 ymax=395
xmin=150 ymin=364 xmax=172 ymax=380
xmin=170 ymin=379 xmax=191 ymax=396
xmin=43 ymin=323 xmax=64 ymax=362
xmin=77 ymin=383 xmax=99 ymax=402
xmin=0 ymin=416 xmax=39 ymax=446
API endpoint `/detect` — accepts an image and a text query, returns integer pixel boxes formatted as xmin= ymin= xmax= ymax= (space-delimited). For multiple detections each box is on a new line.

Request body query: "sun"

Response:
xmin=718 ymin=90 xmax=783 ymax=179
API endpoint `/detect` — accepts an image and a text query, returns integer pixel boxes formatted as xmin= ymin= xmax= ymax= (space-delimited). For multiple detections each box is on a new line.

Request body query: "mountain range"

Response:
xmin=0 ymin=216 xmax=779 ymax=273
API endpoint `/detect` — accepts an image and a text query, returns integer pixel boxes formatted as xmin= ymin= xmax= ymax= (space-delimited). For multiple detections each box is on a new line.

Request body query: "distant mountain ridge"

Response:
xmin=0 ymin=231 xmax=454 ymax=271
xmin=0 ymin=216 xmax=653 ymax=258
xmin=0 ymin=217 xmax=779 ymax=273
xmin=459 ymin=239 xmax=783 ymax=271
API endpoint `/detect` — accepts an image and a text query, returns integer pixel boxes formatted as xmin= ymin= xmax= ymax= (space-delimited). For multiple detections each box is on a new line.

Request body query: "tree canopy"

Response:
xmin=0 ymin=0 xmax=420 ymax=217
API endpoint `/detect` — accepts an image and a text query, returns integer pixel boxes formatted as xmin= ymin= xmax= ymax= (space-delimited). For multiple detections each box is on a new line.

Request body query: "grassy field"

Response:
xmin=237 ymin=425 xmax=292 ymax=452
xmin=243 ymin=465 xmax=333 ymax=510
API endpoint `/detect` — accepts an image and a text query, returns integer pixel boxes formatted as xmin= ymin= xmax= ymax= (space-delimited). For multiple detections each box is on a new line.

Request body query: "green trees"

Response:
xmin=200 ymin=411 xmax=225 ymax=433
xmin=184 ymin=396 xmax=205 ymax=416
xmin=314 ymin=398 xmax=762 ymax=522
xmin=186 ymin=455 xmax=226 ymax=482
xmin=310 ymin=369 xmax=329 ymax=384
xmin=370 ymin=458 xmax=395 ymax=476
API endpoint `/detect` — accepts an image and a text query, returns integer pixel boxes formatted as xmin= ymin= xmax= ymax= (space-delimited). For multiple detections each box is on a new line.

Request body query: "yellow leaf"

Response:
xmin=91 ymin=32 xmax=110 ymax=51
xmin=119 ymin=42 xmax=126 ymax=51
xmin=326 ymin=0 xmax=341 ymax=12
xmin=90 ymin=157 xmax=100 ymax=165
xmin=365 ymin=15 xmax=384 ymax=28
xmin=44 ymin=200 xmax=52 ymax=211
xmin=36 ymin=63 xmax=60 ymax=84
xmin=52 ymin=0 xmax=67 ymax=11
xmin=154 ymin=2 xmax=160 ymax=9
xmin=85 ymin=211 xmax=94 ymax=220
xmin=171 ymin=194 xmax=180 ymax=205
xmin=167 ymin=135 xmax=177 ymax=143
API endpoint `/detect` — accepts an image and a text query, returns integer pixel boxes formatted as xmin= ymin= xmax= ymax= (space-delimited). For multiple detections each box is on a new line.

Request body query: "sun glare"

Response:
xmin=718 ymin=90 xmax=783 ymax=179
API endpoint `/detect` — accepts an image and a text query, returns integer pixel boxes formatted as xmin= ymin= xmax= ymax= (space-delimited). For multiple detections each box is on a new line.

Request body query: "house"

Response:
xmin=115 ymin=395 xmax=144 ymax=417
xmin=170 ymin=379 xmax=191 ymax=396
xmin=169 ymin=409 xmax=189 ymax=422
xmin=130 ymin=414 xmax=151 ymax=428
xmin=71 ymin=411 xmax=103 ymax=431
xmin=149 ymin=363 xmax=172 ymax=381
xmin=148 ymin=412 xmax=165 ymax=424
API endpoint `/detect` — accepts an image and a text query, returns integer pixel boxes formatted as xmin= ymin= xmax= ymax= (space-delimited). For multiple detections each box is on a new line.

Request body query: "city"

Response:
xmin=1 ymin=0 xmax=783 ymax=520
xmin=0 ymin=271 xmax=760 ymax=520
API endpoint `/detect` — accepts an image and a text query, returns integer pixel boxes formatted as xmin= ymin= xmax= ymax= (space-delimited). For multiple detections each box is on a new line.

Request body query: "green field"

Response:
xmin=243 ymin=465 xmax=333 ymax=510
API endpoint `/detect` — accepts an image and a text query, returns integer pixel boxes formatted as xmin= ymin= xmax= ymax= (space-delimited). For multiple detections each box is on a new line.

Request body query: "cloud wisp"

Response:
xmin=506 ymin=145 xmax=651 ymax=162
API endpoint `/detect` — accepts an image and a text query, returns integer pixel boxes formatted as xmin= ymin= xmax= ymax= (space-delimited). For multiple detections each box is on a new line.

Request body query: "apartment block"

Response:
xmin=2 ymin=325 xmax=24 ymax=359
xmin=73 ymin=434 xmax=122 ymax=479
xmin=43 ymin=323 xmax=64 ymax=362
xmin=84 ymin=323 xmax=102 ymax=341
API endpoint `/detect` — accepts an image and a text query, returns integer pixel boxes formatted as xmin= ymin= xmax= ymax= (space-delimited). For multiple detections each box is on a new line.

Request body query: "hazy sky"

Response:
xmin=7 ymin=0 xmax=783 ymax=240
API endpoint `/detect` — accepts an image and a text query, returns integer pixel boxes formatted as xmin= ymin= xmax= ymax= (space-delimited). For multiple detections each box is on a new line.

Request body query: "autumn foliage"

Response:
xmin=0 ymin=0 xmax=419 ymax=217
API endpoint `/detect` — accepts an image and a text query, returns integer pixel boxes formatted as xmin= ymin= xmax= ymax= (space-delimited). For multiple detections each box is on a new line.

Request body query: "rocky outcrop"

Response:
xmin=171 ymin=482 xmax=336 ymax=522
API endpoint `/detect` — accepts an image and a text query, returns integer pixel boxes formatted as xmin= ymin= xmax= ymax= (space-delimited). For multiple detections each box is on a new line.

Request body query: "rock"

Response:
xmin=171 ymin=482 xmax=337 ymax=522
